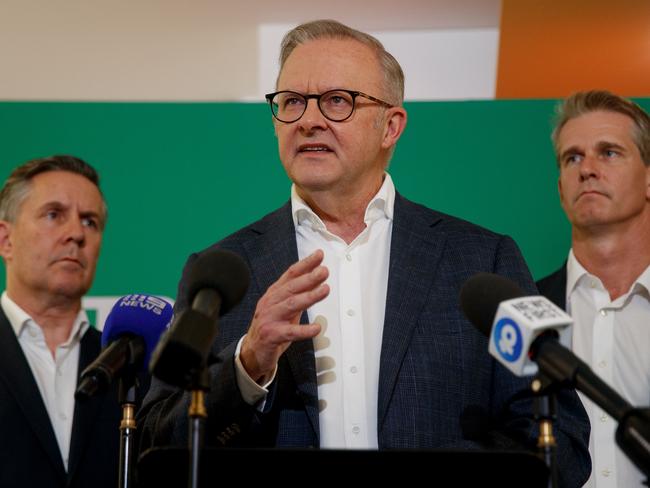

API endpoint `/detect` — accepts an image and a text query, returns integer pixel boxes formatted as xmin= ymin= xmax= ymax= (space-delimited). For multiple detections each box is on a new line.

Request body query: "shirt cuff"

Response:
xmin=234 ymin=335 xmax=277 ymax=410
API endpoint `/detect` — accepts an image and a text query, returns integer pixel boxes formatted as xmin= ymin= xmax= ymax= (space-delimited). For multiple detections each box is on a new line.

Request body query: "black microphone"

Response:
xmin=76 ymin=294 xmax=173 ymax=400
xmin=149 ymin=249 xmax=250 ymax=388
xmin=460 ymin=272 xmax=650 ymax=476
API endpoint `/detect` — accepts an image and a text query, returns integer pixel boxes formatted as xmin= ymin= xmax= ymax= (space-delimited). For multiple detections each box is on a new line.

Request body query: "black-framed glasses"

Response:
xmin=265 ymin=89 xmax=393 ymax=123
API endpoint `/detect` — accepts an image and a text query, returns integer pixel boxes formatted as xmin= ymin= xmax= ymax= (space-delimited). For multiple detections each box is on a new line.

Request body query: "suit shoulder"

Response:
xmin=398 ymin=196 xmax=505 ymax=242
xmin=536 ymin=265 xmax=566 ymax=293
xmin=194 ymin=202 xmax=292 ymax=256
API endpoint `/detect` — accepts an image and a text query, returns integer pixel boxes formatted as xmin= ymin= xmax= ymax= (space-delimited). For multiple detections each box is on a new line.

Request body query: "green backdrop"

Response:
xmin=1 ymin=98 xmax=648 ymax=300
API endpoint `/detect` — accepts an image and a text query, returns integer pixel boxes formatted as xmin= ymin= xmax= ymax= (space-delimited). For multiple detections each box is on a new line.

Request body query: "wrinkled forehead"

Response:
xmin=558 ymin=110 xmax=637 ymax=148
xmin=22 ymin=171 xmax=105 ymax=217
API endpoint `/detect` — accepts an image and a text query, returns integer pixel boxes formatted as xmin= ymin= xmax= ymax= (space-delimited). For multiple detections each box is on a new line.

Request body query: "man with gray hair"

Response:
xmin=140 ymin=20 xmax=590 ymax=486
xmin=0 ymin=155 xmax=120 ymax=488
xmin=537 ymin=90 xmax=650 ymax=487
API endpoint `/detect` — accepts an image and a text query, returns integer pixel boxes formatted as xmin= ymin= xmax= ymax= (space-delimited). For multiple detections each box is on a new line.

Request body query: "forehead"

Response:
xmin=22 ymin=171 xmax=103 ymax=212
xmin=278 ymin=38 xmax=384 ymax=93
xmin=558 ymin=110 xmax=636 ymax=149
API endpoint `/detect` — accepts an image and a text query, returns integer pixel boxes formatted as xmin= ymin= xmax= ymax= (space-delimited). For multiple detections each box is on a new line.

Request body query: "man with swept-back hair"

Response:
xmin=0 ymin=155 xmax=121 ymax=488
xmin=140 ymin=20 xmax=590 ymax=487
xmin=537 ymin=90 xmax=650 ymax=488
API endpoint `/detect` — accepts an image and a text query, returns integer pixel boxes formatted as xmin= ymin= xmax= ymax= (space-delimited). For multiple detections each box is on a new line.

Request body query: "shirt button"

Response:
xmin=59 ymin=413 xmax=67 ymax=421
xmin=28 ymin=328 xmax=37 ymax=338
xmin=350 ymin=366 xmax=358 ymax=374
xmin=600 ymin=309 xmax=607 ymax=317
xmin=600 ymin=415 xmax=607 ymax=422
xmin=352 ymin=426 xmax=360 ymax=434
xmin=598 ymin=360 xmax=607 ymax=368
xmin=345 ymin=254 xmax=352 ymax=261
xmin=590 ymin=280 xmax=597 ymax=288
xmin=347 ymin=309 xmax=355 ymax=317
xmin=601 ymin=469 xmax=611 ymax=477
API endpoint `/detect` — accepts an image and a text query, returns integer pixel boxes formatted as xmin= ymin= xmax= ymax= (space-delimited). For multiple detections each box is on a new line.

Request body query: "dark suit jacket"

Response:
xmin=537 ymin=265 xmax=567 ymax=309
xmin=0 ymin=308 xmax=121 ymax=488
xmin=139 ymin=194 xmax=590 ymax=487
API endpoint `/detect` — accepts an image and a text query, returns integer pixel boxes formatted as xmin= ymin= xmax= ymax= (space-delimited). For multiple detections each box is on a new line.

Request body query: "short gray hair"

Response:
xmin=0 ymin=155 xmax=108 ymax=226
xmin=551 ymin=90 xmax=650 ymax=167
xmin=278 ymin=19 xmax=405 ymax=106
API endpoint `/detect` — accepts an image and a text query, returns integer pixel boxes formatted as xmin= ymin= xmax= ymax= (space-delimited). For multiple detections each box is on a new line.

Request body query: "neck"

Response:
xmin=297 ymin=174 xmax=385 ymax=244
xmin=7 ymin=287 xmax=81 ymax=356
xmin=572 ymin=215 xmax=650 ymax=300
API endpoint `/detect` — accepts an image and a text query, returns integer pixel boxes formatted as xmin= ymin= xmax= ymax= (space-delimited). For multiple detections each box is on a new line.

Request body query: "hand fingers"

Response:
xmin=263 ymin=251 xmax=329 ymax=307
xmin=267 ymin=282 xmax=329 ymax=321
xmin=277 ymin=249 xmax=324 ymax=286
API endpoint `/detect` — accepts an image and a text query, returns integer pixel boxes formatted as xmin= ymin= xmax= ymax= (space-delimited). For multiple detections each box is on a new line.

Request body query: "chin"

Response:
xmin=51 ymin=280 xmax=91 ymax=301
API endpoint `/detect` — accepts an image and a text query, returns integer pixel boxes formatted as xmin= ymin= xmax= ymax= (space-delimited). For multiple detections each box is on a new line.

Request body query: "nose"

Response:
xmin=65 ymin=216 xmax=86 ymax=246
xmin=579 ymin=153 xmax=601 ymax=182
xmin=298 ymin=98 xmax=327 ymax=132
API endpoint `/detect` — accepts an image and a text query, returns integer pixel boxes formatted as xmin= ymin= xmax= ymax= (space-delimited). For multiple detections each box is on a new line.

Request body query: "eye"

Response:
xmin=605 ymin=149 xmax=619 ymax=158
xmin=280 ymin=94 xmax=305 ymax=109
xmin=45 ymin=209 xmax=59 ymax=220
xmin=81 ymin=217 xmax=98 ymax=229
xmin=322 ymin=92 xmax=352 ymax=107
xmin=564 ymin=154 xmax=582 ymax=165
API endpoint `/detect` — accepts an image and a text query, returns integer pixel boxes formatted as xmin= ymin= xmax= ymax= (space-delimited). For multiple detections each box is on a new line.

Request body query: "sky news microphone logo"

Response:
xmin=492 ymin=317 xmax=523 ymax=363
xmin=118 ymin=294 xmax=169 ymax=315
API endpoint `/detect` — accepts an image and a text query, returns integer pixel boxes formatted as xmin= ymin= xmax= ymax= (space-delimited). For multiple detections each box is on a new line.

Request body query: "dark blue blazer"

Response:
xmin=537 ymin=265 xmax=567 ymax=310
xmin=139 ymin=194 xmax=590 ymax=487
xmin=0 ymin=308 xmax=121 ymax=488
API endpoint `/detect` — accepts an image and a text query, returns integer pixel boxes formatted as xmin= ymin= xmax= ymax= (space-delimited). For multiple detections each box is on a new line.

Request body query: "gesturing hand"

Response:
xmin=240 ymin=250 xmax=329 ymax=384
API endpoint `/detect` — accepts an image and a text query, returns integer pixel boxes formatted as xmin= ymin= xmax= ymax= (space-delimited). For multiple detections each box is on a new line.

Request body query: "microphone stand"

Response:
xmin=531 ymin=375 xmax=558 ymax=488
xmin=118 ymin=377 xmax=138 ymax=488
xmin=187 ymin=367 xmax=211 ymax=488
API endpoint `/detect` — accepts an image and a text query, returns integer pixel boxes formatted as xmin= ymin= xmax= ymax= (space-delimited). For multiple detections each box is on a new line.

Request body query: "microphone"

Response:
xmin=460 ymin=272 xmax=650 ymax=476
xmin=76 ymin=294 xmax=173 ymax=400
xmin=149 ymin=249 xmax=250 ymax=388
xmin=460 ymin=272 xmax=572 ymax=377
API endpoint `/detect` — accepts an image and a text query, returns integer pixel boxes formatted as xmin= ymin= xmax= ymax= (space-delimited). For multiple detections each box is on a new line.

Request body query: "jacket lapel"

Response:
xmin=0 ymin=309 xmax=67 ymax=480
xmin=67 ymin=328 xmax=104 ymax=483
xmin=377 ymin=194 xmax=446 ymax=429
xmin=241 ymin=202 xmax=320 ymax=441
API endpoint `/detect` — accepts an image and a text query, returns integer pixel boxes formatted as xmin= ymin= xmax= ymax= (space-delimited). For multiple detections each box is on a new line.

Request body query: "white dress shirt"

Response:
xmin=565 ymin=250 xmax=650 ymax=488
xmin=234 ymin=173 xmax=395 ymax=449
xmin=1 ymin=291 xmax=89 ymax=471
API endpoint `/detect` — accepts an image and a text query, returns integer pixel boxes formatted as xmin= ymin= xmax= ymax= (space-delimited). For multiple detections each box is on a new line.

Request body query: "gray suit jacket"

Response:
xmin=138 ymin=194 xmax=590 ymax=487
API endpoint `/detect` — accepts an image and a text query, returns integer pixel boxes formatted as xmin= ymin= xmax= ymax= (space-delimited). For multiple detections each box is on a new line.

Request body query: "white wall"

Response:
xmin=0 ymin=0 xmax=500 ymax=101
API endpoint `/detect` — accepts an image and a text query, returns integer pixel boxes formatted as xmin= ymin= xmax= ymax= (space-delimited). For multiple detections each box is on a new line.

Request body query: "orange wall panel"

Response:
xmin=497 ymin=0 xmax=650 ymax=98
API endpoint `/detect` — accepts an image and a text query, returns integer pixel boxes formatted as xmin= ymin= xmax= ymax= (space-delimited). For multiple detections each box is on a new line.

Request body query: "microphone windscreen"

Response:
xmin=101 ymin=294 xmax=173 ymax=370
xmin=459 ymin=272 xmax=524 ymax=336
xmin=186 ymin=249 xmax=250 ymax=315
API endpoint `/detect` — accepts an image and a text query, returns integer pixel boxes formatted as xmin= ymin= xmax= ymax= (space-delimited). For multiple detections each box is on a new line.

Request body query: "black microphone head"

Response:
xmin=187 ymin=249 xmax=250 ymax=315
xmin=460 ymin=272 xmax=525 ymax=337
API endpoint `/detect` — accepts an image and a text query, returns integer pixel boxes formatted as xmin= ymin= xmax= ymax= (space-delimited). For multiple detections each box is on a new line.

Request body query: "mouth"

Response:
xmin=576 ymin=190 xmax=608 ymax=201
xmin=297 ymin=143 xmax=333 ymax=154
xmin=56 ymin=257 xmax=85 ymax=269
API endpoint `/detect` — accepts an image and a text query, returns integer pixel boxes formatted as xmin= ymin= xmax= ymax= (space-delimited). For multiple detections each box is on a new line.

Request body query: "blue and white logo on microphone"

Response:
xmin=492 ymin=317 xmax=523 ymax=362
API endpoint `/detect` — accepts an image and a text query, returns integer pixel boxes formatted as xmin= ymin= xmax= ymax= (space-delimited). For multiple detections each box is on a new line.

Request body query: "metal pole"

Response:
xmin=188 ymin=388 xmax=207 ymax=488
xmin=118 ymin=384 xmax=137 ymax=488
xmin=532 ymin=378 xmax=558 ymax=488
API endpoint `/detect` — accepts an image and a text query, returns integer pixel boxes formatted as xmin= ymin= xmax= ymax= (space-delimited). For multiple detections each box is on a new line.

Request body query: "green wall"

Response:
xmin=1 ymin=99 xmax=648 ymax=299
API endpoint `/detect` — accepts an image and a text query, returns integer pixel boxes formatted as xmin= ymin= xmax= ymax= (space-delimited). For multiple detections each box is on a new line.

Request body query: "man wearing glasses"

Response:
xmin=139 ymin=20 xmax=590 ymax=486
